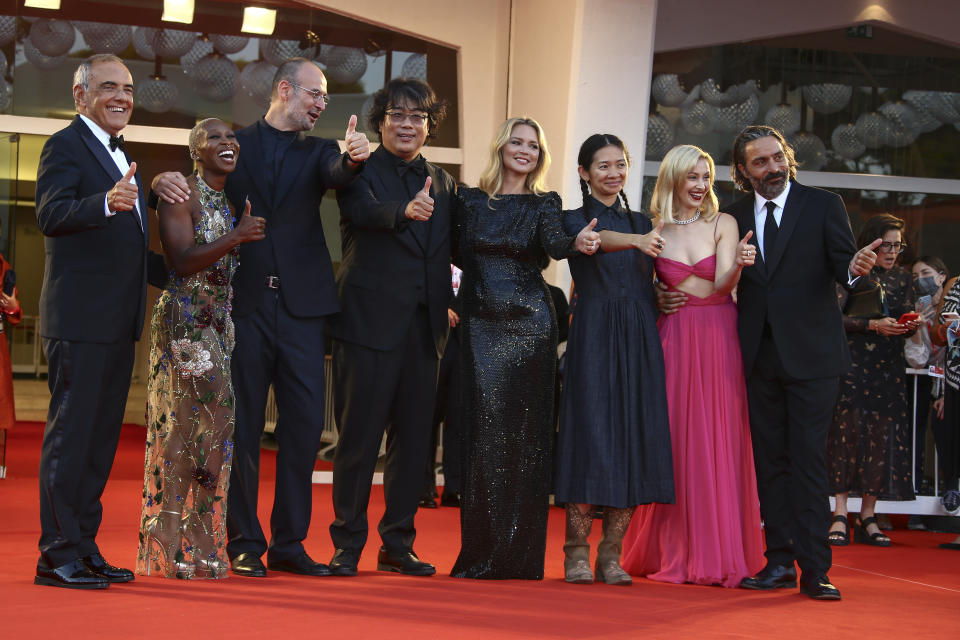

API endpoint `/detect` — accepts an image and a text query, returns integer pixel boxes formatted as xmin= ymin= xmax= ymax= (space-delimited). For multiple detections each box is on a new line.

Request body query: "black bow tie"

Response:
xmin=109 ymin=135 xmax=125 ymax=152
xmin=396 ymin=158 xmax=426 ymax=178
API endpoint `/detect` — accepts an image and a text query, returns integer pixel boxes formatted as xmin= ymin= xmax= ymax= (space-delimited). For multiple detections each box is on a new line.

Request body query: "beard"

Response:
xmin=751 ymin=170 xmax=788 ymax=199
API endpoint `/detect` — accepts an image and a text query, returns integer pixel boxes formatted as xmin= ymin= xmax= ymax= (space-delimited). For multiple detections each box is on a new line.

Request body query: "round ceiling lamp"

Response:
xmin=401 ymin=53 xmax=426 ymax=80
xmin=651 ymin=73 xmax=687 ymax=108
xmin=801 ymin=84 xmax=852 ymax=115
xmin=29 ymin=19 xmax=75 ymax=58
xmin=0 ymin=16 xmax=16 ymax=48
xmin=830 ymin=123 xmax=865 ymax=160
xmin=764 ymin=103 xmax=801 ymax=136
xmin=74 ymin=21 xmax=132 ymax=55
xmin=261 ymin=38 xmax=316 ymax=66
xmin=192 ymin=53 xmax=239 ymax=103
xmin=854 ymin=111 xmax=892 ymax=148
xmin=325 ymin=47 xmax=367 ymax=84
xmin=902 ymin=91 xmax=944 ymax=133
xmin=714 ymin=93 xmax=759 ymax=133
xmin=23 ymin=37 xmax=68 ymax=71
xmin=645 ymin=112 xmax=674 ymax=160
xmin=700 ymin=78 xmax=753 ymax=107
xmin=790 ymin=131 xmax=828 ymax=171
xmin=152 ymin=28 xmax=197 ymax=59
xmin=878 ymin=101 xmax=920 ymax=147
xmin=135 ymin=76 xmax=179 ymax=113
xmin=181 ymin=38 xmax=214 ymax=78
xmin=239 ymin=59 xmax=277 ymax=109
xmin=210 ymin=34 xmax=249 ymax=54
xmin=680 ymin=99 xmax=716 ymax=135
xmin=133 ymin=26 xmax=156 ymax=60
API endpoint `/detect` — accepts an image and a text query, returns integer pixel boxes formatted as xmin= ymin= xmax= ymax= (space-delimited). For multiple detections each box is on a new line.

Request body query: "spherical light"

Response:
xmin=0 ymin=16 xmax=16 ymax=48
xmin=831 ymin=124 xmax=865 ymax=160
xmin=700 ymin=78 xmax=749 ymax=107
xmin=651 ymin=73 xmax=687 ymax=108
xmin=210 ymin=34 xmax=248 ymax=54
xmin=0 ymin=51 xmax=7 ymax=79
xmin=152 ymin=29 xmax=197 ymax=59
xmin=714 ymin=93 xmax=759 ymax=133
xmin=325 ymin=47 xmax=367 ymax=84
xmin=878 ymin=101 xmax=920 ymax=147
xmin=680 ymin=100 xmax=716 ymax=135
xmin=181 ymin=38 xmax=214 ymax=78
xmin=23 ymin=37 xmax=67 ymax=71
xmin=790 ymin=132 xmax=827 ymax=171
xmin=133 ymin=27 xmax=156 ymax=61
xmin=401 ymin=53 xmax=426 ymax=80
xmin=29 ymin=19 xmax=75 ymax=58
xmin=854 ymin=111 xmax=892 ymax=148
xmin=764 ymin=103 xmax=801 ymax=136
xmin=239 ymin=60 xmax=277 ymax=109
xmin=135 ymin=76 xmax=178 ymax=113
xmin=260 ymin=39 xmax=315 ymax=66
xmin=645 ymin=112 xmax=674 ymax=160
xmin=192 ymin=53 xmax=238 ymax=103
xmin=801 ymin=84 xmax=852 ymax=115
xmin=929 ymin=92 xmax=960 ymax=124
xmin=0 ymin=77 xmax=12 ymax=113
xmin=902 ymin=91 xmax=944 ymax=133
xmin=314 ymin=43 xmax=334 ymax=65
xmin=74 ymin=21 xmax=132 ymax=55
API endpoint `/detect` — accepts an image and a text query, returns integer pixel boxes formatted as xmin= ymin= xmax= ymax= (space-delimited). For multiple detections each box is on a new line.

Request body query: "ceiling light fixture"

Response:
xmin=24 ymin=0 xmax=61 ymax=9
xmin=242 ymin=7 xmax=277 ymax=36
xmin=162 ymin=0 xmax=195 ymax=25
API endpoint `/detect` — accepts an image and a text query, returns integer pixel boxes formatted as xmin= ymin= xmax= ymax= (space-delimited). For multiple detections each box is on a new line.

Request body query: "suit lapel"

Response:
xmin=765 ymin=182 xmax=804 ymax=276
xmin=75 ymin=117 xmax=145 ymax=236
xmin=239 ymin=123 xmax=271 ymax=209
xmin=370 ymin=147 xmax=426 ymax=255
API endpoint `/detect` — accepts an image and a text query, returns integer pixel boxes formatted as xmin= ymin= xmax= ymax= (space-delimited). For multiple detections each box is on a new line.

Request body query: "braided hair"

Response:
xmin=577 ymin=133 xmax=631 ymax=211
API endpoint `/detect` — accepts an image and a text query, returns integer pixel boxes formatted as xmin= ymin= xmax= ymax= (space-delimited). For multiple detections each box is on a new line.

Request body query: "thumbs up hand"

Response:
xmin=232 ymin=198 xmax=266 ymax=244
xmin=736 ymin=230 xmax=756 ymax=266
xmin=344 ymin=115 xmax=370 ymax=163
xmin=107 ymin=162 xmax=140 ymax=212
xmin=405 ymin=176 xmax=434 ymax=221
xmin=850 ymin=237 xmax=882 ymax=276
xmin=638 ymin=217 xmax=665 ymax=257
xmin=576 ymin=217 xmax=601 ymax=255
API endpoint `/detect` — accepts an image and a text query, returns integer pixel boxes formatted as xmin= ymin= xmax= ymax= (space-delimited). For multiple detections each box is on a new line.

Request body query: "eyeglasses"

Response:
xmin=385 ymin=110 xmax=429 ymax=126
xmin=288 ymin=82 xmax=329 ymax=105
xmin=879 ymin=241 xmax=907 ymax=254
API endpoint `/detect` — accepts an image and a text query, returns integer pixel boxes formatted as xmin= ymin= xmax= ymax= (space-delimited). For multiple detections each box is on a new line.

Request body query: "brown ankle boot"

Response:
xmin=563 ymin=504 xmax=593 ymax=584
xmin=595 ymin=507 xmax=635 ymax=585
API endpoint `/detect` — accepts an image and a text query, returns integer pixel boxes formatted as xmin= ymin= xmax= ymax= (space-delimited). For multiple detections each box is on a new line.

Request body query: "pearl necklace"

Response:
xmin=673 ymin=209 xmax=701 ymax=225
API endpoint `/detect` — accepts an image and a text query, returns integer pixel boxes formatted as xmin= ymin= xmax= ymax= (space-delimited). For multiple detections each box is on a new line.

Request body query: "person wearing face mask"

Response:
xmin=826 ymin=214 xmax=919 ymax=550
xmin=905 ymin=256 xmax=948 ymax=498
xmin=553 ymin=134 xmax=674 ymax=586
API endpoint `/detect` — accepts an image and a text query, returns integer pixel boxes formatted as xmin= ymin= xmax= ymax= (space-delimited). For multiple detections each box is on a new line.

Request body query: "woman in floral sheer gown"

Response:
xmin=137 ymin=119 xmax=265 ymax=579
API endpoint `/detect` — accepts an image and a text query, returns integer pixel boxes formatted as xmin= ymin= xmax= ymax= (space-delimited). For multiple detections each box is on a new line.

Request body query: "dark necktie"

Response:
xmin=109 ymin=134 xmax=125 ymax=152
xmin=763 ymin=200 xmax=778 ymax=262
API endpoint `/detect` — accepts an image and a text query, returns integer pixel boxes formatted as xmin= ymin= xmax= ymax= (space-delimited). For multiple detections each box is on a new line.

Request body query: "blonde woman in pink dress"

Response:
xmin=621 ymin=144 xmax=764 ymax=587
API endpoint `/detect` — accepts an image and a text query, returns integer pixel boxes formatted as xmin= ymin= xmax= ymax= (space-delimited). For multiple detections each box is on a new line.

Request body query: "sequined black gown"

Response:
xmin=451 ymin=187 xmax=577 ymax=580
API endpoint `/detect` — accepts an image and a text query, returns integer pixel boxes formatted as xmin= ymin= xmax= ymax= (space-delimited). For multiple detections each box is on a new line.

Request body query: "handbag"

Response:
xmin=843 ymin=277 xmax=885 ymax=319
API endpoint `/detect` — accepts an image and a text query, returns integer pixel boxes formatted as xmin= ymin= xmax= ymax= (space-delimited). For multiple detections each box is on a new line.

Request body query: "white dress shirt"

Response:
xmin=78 ymin=114 xmax=141 ymax=229
xmin=752 ymin=181 xmax=791 ymax=262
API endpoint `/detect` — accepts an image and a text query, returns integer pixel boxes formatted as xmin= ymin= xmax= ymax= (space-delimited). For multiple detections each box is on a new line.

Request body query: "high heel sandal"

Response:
xmin=854 ymin=515 xmax=892 ymax=547
xmin=181 ymin=512 xmax=229 ymax=578
xmin=143 ymin=510 xmax=195 ymax=578
xmin=827 ymin=514 xmax=850 ymax=547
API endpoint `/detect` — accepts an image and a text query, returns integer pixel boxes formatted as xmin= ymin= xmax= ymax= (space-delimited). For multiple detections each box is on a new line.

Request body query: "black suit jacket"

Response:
xmin=327 ymin=145 xmax=456 ymax=356
xmin=224 ymin=119 xmax=359 ymax=319
xmin=35 ymin=116 xmax=151 ymax=343
xmin=729 ymin=181 xmax=856 ymax=380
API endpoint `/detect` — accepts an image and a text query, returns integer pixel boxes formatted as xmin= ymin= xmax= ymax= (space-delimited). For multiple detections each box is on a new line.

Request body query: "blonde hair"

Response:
xmin=650 ymin=144 xmax=719 ymax=224
xmin=478 ymin=117 xmax=552 ymax=197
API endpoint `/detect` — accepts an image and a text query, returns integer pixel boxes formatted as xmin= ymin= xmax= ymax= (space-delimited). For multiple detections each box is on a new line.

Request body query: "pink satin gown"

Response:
xmin=621 ymin=254 xmax=764 ymax=587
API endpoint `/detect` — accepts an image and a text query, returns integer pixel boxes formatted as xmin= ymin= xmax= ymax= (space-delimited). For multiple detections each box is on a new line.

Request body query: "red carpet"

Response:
xmin=2 ymin=421 xmax=959 ymax=639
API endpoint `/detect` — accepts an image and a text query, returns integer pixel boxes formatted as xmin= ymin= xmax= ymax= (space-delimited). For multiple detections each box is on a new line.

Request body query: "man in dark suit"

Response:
xmin=34 ymin=54 xmax=166 ymax=589
xmin=326 ymin=78 xmax=456 ymax=576
xmin=154 ymin=58 xmax=370 ymax=578
xmin=726 ymin=126 xmax=880 ymax=600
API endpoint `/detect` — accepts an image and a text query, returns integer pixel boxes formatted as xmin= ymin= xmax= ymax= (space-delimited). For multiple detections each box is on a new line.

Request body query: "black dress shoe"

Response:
xmin=329 ymin=548 xmax=360 ymax=576
xmin=418 ymin=494 xmax=438 ymax=508
xmin=440 ymin=492 xmax=461 ymax=507
xmin=267 ymin=552 xmax=331 ymax=577
xmin=739 ymin=564 xmax=797 ymax=590
xmin=82 ymin=553 xmax=135 ymax=583
xmin=377 ymin=546 xmax=435 ymax=576
xmin=800 ymin=574 xmax=842 ymax=600
xmin=230 ymin=552 xmax=267 ymax=577
xmin=35 ymin=558 xmax=110 ymax=590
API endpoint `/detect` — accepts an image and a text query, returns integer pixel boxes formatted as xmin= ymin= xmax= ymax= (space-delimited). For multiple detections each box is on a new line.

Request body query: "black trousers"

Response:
xmin=226 ymin=289 xmax=327 ymax=562
xmin=937 ymin=385 xmax=960 ymax=486
xmin=746 ymin=334 xmax=837 ymax=578
xmin=424 ymin=328 xmax=461 ymax=495
xmin=330 ymin=306 xmax=439 ymax=554
xmin=38 ymin=338 xmax=134 ymax=568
